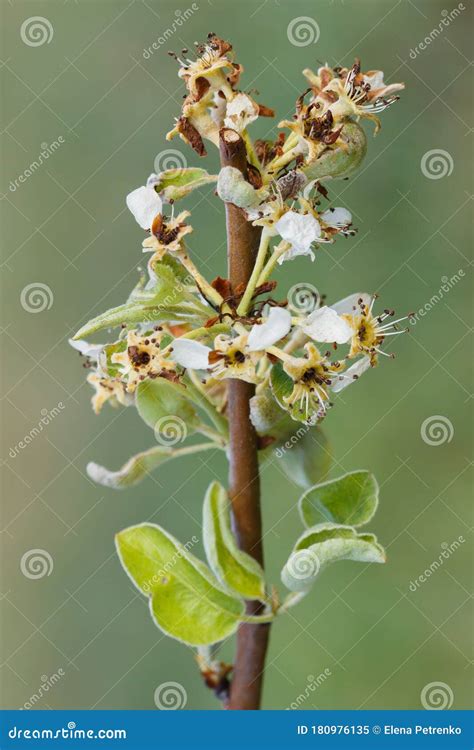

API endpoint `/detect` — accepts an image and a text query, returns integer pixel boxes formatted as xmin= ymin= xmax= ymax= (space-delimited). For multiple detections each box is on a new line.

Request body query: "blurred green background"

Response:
xmin=1 ymin=0 xmax=472 ymax=711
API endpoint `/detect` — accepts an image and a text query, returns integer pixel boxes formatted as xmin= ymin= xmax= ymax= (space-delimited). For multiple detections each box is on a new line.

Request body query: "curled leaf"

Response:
xmin=203 ymin=481 xmax=266 ymax=600
xmin=281 ymin=522 xmax=385 ymax=592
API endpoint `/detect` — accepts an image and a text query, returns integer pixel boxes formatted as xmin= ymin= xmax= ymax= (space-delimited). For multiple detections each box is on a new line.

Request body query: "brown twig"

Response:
xmin=219 ymin=128 xmax=271 ymax=710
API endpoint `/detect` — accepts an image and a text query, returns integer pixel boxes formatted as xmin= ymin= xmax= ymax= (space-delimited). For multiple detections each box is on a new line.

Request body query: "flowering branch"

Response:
xmin=72 ymin=34 xmax=407 ymax=711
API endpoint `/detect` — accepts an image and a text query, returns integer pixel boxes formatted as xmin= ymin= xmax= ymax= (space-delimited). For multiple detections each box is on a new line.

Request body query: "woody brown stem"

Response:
xmin=219 ymin=128 xmax=270 ymax=710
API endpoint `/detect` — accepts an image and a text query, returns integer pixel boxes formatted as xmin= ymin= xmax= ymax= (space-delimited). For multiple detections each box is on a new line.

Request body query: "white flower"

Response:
xmin=171 ymin=339 xmax=211 ymax=370
xmin=275 ymin=211 xmax=322 ymax=263
xmin=302 ymin=306 xmax=353 ymax=344
xmin=224 ymin=93 xmax=259 ymax=132
xmin=331 ymin=357 xmax=371 ymax=393
xmin=126 ymin=185 xmax=162 ymax=230
xmin=320 ymin=207 xmax=352 ymax=228
xmin=247 ymin=307 xmax=292 ymax=351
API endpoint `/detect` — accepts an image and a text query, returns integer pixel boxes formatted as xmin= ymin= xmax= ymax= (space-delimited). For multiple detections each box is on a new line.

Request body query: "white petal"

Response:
xmin=224 ymin=93 xmax=259 ymax=131
xmin=171 ymin=339 xmax=211 ymax=370
xmin=247 ymin=307 xmax=292 ymax=351
xmin=331 ymin=357 xmax=371 ymax=393
xmin=320 ymin=207 xmax=352 ymax=228
xmin=302 ymin=306 xmax=352 ymax=344
xmin=363 ymin=71 xmax=385 ymax=89
xmin=277 ymin=245 xmax=315 ymax=264
xmin=275 ymin=211 xmax=321 ymax=252
xmin=146 ymin=173 xmax=160 ymax=187
xmin=126 ymin=186 xmax=162 ymax=230
xmin=69 ymin=338 xmax=104 ymax=360
xmin=331 ymin=292 xmax=372 ymax=315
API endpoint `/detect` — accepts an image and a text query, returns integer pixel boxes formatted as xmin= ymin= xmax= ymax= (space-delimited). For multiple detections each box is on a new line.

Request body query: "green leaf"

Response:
xmin=154 ymin=168 xmax=217 ymax=201
xmin=299 ymin=470 xmax=379 ymax=528
xmin=86 ymin=443 xmax=217 ymax=488
xmin=277 ymin=426 xmax=332 ymax=489
xmin=203 ymin=481 xmax=266 ymax=600
xmin=116 ymin=524 xmax=244 ymax=645
xmin=73 ymin=264 xmax=209 ymax=340
xmin=281 ymin=522 xmax=385 ymax=592
xmin=73 ymin=300 xmax=205 ymax=339
xmin=136 ymin=378 xmax=200 ymax=439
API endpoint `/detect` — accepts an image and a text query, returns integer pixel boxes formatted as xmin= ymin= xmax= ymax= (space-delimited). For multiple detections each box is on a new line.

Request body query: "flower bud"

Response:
xmin=302 ymin=121 xmax=367 ymax=181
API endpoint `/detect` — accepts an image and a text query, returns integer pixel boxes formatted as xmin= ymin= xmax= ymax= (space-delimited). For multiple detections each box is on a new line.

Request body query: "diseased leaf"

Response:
xmin=116 ymin=524 xmax=244 ymax=645
xmin=300 ymin=470 xmax=379 ymax=528
xmin=203 ymin=481 xmax=265 ymax=600
xmin=277 ymin=426 xmax=332 ymax=489
xmin=154 ymin=168 xmax=217 ymax=201
xmin=136 ymin=378 xmax=200 ymax=438
xmin=281 ymin=522 xmax=385 ymax=593
xmin=86 ymin=443 xmax=219 ymax=488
